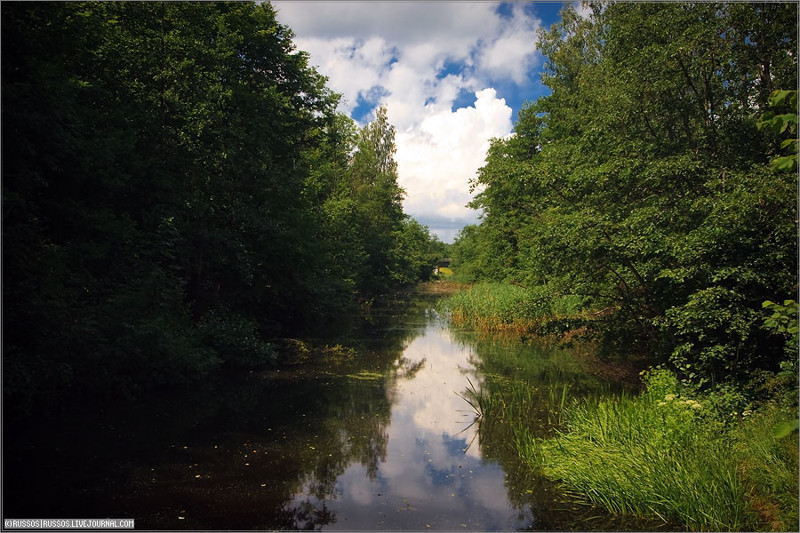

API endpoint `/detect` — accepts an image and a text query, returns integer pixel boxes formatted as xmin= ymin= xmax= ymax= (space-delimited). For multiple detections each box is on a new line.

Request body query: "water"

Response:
xmin=4 ymin=290 xmax=664 ymax=530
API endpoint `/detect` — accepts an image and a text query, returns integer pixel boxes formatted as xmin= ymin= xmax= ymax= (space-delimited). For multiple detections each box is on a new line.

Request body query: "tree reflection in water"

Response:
xmin=4 ymin=291 xmax=667 ymax=530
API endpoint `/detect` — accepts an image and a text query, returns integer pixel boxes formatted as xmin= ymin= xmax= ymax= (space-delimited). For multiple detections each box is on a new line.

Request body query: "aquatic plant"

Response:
xmin=439 ymin=282 xmax=587 ymax=336
xmin=511 ymin=368 xmax=799 ymax=531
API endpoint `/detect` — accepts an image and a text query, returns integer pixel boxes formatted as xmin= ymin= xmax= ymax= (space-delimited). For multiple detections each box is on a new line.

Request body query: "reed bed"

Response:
xmin=439 ymin=282 xmax=586 ymax=334
xmin=511 ymin=368 xmax=798 ymax=531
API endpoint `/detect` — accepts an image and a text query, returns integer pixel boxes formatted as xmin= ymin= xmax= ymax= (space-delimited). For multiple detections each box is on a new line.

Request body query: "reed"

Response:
xmin=439 ymin=282 xmax=587 ymax=335
xmin=512 ymin=368 xmax=798 ymax=531
xmin=458 ymin=377 xmax=497 ymax=420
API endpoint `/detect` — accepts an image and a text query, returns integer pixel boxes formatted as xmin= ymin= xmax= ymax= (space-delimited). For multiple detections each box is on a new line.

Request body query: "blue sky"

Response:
xmin=273 ymin=1 xmax=570 ymax=242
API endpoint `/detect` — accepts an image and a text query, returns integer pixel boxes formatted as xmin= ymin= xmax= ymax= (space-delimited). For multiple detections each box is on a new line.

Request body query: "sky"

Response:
xmin=272 ymin=1 xmax=568 ymax=242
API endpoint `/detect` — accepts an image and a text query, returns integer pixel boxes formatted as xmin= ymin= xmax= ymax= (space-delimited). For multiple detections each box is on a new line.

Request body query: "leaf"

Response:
xmin=774 ymin=113 xmax=798 ymax=133
xmin=772 ymin=419 xmax=799 ymax=439
xmin=768 ymin=90 xmax=797 ymax=108
xmin=771 ymin=155 xmax=797 ymax=172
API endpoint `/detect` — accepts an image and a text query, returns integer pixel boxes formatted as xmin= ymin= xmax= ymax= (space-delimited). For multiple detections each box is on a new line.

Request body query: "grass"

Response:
xmin=437 ymin=266 xmax=454 ymax=278
xmin=439 ymin=282 xmax=587 ymax=335
xmin=345 ymin=370 xmax=383 ymax=381
xmin=509 ymin=368 xmax=799 ymax=531
xmin=731 ymin=403 xmax=800 ymax=531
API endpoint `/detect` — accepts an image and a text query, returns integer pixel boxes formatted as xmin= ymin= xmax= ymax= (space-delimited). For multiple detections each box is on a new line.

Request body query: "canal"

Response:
xmin=4 ymin=287 xmax=663 ymax=530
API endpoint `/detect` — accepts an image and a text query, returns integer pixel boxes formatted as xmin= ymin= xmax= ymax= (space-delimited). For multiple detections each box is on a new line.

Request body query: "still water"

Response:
xmin=5 ymin=290 xmax=662 ymax=530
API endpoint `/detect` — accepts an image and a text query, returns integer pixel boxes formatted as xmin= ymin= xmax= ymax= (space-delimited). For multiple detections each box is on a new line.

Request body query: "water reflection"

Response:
xmin=284 ymin=309 xmax=536 ymax=530
xmin=4 ymin=294 xmax=665 ymax=530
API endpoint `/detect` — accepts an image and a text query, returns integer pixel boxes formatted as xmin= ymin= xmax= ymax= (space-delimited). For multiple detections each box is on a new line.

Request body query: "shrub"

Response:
xmin=199 ymin=311 xmax=278 ymax=369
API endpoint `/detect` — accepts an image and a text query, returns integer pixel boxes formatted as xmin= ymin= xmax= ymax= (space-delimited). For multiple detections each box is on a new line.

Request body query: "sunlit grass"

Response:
xmin=508 ymin=368 xmax=799 ymax=531
xmin=438 ymin=282 xmax=587 ymax=335
xmin=345 ymin=370 xmax=383 ymax=381
xmin=437 ymin=266 xmax=454 ymax=278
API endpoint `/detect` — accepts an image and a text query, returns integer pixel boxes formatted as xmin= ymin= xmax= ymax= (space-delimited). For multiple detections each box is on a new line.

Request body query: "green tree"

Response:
xmin=2 ymin=1 xmax=349 ymax=404
xmin=460 ymin=2 xmax=797 ymax=386
xmin=392 ymin=218 xmax=444 ymax=284
xmin=344 ymin=105 xmax=408 ymax=295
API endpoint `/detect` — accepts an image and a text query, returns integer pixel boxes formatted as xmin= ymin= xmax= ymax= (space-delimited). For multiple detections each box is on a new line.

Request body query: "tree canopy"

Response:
xmin=2 ymin=1 xmax=443 ymax=406
xmin=454 ymin=2 xmax=797 ymax=387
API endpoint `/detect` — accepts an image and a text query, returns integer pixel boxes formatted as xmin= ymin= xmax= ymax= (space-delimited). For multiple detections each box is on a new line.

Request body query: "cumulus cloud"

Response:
xmin=394 ymin=88 xmax=512 ymax=234
xmin=273 ymin=1 xmax=542 ymax=241
xmin=475 ymin=2 xmax=542 ymax=84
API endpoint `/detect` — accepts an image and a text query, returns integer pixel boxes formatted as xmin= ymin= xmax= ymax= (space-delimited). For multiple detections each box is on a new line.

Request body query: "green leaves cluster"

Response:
xmin=454 ymin=2 xmax=797 ymax=387
xmin=2 ymin=2 xmax=440 ymax=405
xmin=758 ymin=90 xmax=799 ymax=171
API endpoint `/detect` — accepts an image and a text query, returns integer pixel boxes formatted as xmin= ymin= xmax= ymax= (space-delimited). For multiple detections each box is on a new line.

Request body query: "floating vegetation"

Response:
xmin=345 ymin=371 xmax=384 ymax=381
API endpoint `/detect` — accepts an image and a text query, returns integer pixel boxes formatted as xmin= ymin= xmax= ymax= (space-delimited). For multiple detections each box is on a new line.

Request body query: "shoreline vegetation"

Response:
xmin=439 ymin=281 xmax=593 ymax=336
xmin=437 ymin=3 xmax=797 ymax=531
xmin=438 ymin=281 xmax=799 ymax=531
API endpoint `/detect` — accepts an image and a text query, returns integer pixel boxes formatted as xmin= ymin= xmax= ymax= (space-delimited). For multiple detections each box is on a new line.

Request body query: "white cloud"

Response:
xmin=394 ymin=88 xmax=512 ymax=227
xmin=274 ymin=2 xmax=496 ymax=46
xmin=273 ymin=1 xmax=542 ymax=241
xmin=476 ymin=3 xmax=542 ymax=84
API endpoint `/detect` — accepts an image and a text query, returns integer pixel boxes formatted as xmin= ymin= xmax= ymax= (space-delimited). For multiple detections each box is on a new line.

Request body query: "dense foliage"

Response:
xmin=446 ymin=4 xmax=798 ymax=528
xmin=2 ymin=1 xmax=442 ymax=406
xmin=453 ymin=2 xmax=798 ymax=388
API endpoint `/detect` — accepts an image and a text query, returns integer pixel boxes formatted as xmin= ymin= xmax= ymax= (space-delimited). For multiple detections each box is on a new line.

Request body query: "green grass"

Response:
xmin=731 ymin=403 xmax=800 ymax=531
xmin=509 ymin=368 xmax=799 ymax=531
xmin=439 ymin=282 xmax=587 ymax=335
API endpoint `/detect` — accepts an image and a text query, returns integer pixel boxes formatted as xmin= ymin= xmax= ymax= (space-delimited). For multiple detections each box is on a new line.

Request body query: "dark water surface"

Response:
xmin=5 ymin=290 xmax=666 ymax=530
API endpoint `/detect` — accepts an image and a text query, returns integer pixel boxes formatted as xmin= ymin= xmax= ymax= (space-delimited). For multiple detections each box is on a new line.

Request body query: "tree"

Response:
xmin=340 ymin=105 xmax=408 ymax=295
xmin=460 ymin=2 xmax=797 ymax=385
xmin=2 ymin=1 xmax=348 ymax=404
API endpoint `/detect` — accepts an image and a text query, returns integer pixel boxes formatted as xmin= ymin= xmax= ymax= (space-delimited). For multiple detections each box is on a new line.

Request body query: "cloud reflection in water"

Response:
xmin=288 ymin=316 xmax=532 ymax=530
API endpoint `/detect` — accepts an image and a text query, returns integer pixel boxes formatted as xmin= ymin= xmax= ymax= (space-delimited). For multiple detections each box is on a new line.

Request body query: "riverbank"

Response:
xmin=438 ymin=282 xmax=799 ymax=531
xmin=438 ymin=281 xmax=655 ymax=387
xmin=513 ymin=368 xmax=799 ymax=531
xmin=415 ymin=279 xmax=465 ymax=296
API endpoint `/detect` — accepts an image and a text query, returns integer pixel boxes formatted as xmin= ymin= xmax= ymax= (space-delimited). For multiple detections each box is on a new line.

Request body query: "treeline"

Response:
xmin=2 ymin=2 xmax=444 ymax=406
xmin=452 ymin=2 xmax=797 ymax=389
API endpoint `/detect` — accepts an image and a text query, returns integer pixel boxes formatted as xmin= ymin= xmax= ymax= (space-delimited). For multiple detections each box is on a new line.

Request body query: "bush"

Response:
xmin=199 ymin=311 xmax=279 ymax=369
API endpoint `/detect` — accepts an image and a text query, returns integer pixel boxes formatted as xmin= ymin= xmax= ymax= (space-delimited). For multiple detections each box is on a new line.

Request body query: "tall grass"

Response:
xmin=439 ymin=282 xmax=586 ymax=334
xmin=539 ymin=399 xmax=747 ymax=530
xmin=511 ymin=368 xmax=799 ymax=531
xmin=731 ymin=403 xmax=799 ymax=531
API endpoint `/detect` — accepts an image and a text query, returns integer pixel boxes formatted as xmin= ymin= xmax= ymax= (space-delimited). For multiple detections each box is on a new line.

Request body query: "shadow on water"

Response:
xmin=4 ymin=285 xmax=672 ymax=530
